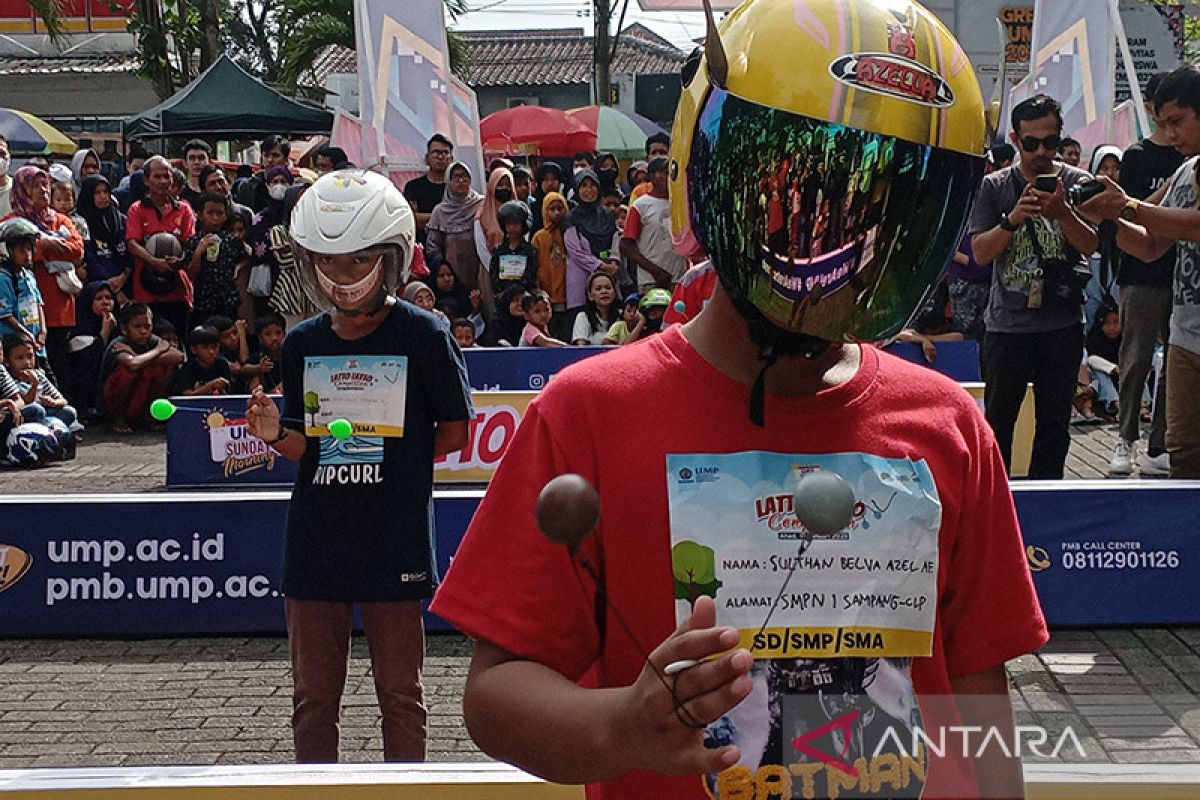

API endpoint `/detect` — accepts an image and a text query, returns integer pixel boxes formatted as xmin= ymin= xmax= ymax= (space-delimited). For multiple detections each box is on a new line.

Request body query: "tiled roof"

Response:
xmin=0 ymin=53 xmax=138 ymax=76
xmin=310 ymin=25 xmax=687 ymax=87
xmin=461 ymin=26 xmax=687 ymax=86
xmin=309 ymin=43 xmax=357 ymax=84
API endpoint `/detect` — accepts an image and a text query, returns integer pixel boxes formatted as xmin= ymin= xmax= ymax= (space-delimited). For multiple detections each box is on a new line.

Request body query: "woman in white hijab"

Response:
xmin=69 ymin=148 xmax=102 ymax=190
xmin=425 ymin=161 xmax=486 ymax=294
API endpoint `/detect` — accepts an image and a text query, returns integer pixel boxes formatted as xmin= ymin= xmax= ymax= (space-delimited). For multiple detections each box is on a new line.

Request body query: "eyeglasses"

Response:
xmin=1019 ymin=134 xmax=1062 ymax=153
xmin=429 ymin=149 xmax=453 ymax=158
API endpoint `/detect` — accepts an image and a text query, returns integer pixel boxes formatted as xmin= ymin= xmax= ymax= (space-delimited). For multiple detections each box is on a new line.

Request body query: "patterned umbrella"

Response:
xmin=568 ymin=106 xmax=667 ymax=158
xmin=0 ymin=109 xmax=75 ymax=156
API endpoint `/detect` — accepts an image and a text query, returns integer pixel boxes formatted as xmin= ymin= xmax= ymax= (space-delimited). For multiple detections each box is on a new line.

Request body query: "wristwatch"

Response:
xmin=1120 ymin=198 xmax=1141 ymax=221
xmin=999 ymin=212 xmax=1020 ymax=232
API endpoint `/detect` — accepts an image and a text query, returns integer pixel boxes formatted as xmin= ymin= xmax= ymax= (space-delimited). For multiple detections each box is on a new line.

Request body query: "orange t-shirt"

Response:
xmin=531 ymin=226 xmax=567 ymax=306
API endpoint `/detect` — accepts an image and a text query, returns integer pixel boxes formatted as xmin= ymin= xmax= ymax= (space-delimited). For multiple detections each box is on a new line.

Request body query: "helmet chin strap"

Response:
xmin=730 ymin=294 xmax=831 ymax=427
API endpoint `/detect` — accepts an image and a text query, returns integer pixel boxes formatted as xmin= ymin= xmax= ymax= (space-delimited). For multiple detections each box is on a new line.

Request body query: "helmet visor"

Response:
xmin=686 ymin=88 xmax=985 ymax=341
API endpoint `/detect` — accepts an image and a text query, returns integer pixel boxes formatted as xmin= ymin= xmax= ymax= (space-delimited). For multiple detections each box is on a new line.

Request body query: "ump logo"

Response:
xmin=678 ymin=467 xmax=694 ymax=482
xmin=1026 ymin=545 xmax=1051 ymax=573
xmin=0 ymin=544 xmax=33 ymax=593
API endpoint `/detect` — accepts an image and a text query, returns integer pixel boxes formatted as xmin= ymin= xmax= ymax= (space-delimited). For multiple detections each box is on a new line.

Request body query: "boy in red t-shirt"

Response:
xmin=431 ymin=2 xmax=1048 ymax=799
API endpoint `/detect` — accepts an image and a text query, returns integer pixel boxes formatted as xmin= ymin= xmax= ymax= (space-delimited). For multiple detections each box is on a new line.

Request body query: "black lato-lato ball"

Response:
xmin=535 ymin=474 xmax=601 ymax=552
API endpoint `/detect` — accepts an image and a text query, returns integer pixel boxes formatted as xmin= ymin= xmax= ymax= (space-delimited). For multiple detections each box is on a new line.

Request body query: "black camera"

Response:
xmin=1067 ymin=179 xmax=1106 ymax=206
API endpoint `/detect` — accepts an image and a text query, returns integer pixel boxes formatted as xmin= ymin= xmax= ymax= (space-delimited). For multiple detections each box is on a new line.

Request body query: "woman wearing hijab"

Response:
xmin=67 ymin=280 xmax=119 ymax=420
xmin=70 ymin=148 xmax=102 ymax=190
xmin=3 ymin=165 xmax=85 ymax=395
xmin=426 ymin=162 xmax=486 ymax=295
xmin=594 ymin=152 xmax=621 ymax=197
xmin=473 ymin=166 xmax=514 ymax=269
xmin=530 ymin=161 xmax=565 ymax=235
xmin=563 ymin=168 xmax=620 ymax=315
xmin=76 ymin=175 xmax=132 ymax=300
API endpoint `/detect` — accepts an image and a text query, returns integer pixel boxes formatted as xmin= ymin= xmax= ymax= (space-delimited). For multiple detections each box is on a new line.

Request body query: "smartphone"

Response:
xmin=1034 ymin=174 xmax=1058 ymax=194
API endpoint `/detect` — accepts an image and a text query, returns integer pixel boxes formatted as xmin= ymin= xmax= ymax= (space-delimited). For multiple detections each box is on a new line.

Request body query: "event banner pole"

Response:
xmin=1109 ymin=0 xmax=1151 ymax=137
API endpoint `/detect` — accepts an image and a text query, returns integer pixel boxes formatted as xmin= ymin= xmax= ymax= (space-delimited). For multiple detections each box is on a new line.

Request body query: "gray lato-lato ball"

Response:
xmin=793 ymin=469 xmax=856 ymax=538
xmin=144 ymin=231 xmax=183 ymax=259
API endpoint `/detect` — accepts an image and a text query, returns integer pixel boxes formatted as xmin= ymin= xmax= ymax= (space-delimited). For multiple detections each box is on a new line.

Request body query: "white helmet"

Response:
xmin=290 ymin=169 xmax=415 ymax=311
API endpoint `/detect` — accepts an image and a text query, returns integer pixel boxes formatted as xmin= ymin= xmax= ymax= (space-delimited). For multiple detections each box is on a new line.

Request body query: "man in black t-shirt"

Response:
xmin=1109 ymin=72 xmax=1184 ymax=476
xmin=403 ymin=134 xmax=453 ymax=245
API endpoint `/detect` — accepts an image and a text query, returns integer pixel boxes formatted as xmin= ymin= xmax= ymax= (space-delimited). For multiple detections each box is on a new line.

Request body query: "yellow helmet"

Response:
xmin=670 ymin=0 xmax=986 ymax=342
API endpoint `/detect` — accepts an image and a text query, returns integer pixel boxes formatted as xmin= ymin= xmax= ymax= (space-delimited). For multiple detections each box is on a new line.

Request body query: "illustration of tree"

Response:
xmin=671 ymin=541 xmax=723 ymax=608
xmin=303 ymin=392 xmax=320 ymax=428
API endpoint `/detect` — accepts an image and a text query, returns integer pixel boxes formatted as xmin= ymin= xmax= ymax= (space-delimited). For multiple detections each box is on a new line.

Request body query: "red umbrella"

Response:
xmin=480 ymin=106 xmax=597 ymax=157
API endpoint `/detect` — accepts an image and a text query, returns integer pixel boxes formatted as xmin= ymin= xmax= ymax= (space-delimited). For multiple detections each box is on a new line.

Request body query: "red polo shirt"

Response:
xmin=126 ymin=197 xmax=196 ymax=306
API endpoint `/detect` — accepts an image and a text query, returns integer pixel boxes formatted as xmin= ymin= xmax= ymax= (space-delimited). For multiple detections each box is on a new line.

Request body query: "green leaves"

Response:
xmin=671 ymin=541 xmax=723 ymax=606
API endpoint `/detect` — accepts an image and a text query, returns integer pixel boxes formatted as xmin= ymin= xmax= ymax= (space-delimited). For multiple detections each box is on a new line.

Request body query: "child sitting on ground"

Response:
xmin=101 ymin=302 xmax=184 ymax=432
xmin=451 ymin=318 xmax=476 ymax=350
xmin=249 ymin=312 xmax=285 ymax=393
xmin=520 ymin=290 xmax=567 ymax=348
xmin=173 ymin=325 xmax=232 ymax=396
xmin=1079 ymin=304 xmax=1122 ymax=423
xmin=0 ymin=339 xmax=24 ymax=435
xmin=207 ymin=315 xmax=261 ymax=393
xmin=3 ymin=333 xmax=84 ymax=433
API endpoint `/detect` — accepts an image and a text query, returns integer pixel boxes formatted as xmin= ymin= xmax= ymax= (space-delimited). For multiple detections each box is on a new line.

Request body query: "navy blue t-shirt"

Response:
xmin=279 ymin=301 xmax=473 ymax=602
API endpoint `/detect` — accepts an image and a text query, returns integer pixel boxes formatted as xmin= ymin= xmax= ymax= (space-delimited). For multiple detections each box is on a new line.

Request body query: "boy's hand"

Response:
xmin=235 ymin=319 xmax=247 ymax=339
xmin=1 ymin=399 xmax=22 ymax=426
xmin=470 ymin=289 xmax=482 ymax=313
xmin=259 ymin=355 xmax=274 ymax=371
xmin=245 ymin=386 xmax=282 ymax=441
xmin=610 ymin=596 xmax=752 ymax=776
xmin=207 ymin=377 xmax=231 ymax=393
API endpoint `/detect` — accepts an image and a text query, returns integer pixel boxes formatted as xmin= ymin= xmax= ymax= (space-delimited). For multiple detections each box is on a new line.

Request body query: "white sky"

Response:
xmin=449 ymin=0 xmax=709 ymax=52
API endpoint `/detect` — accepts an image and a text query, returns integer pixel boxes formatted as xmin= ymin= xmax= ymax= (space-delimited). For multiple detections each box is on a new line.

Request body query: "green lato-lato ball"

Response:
xmin=328 ymin=418 xmax=353 ymax=440
xmin=149 ymin=399 xmax=176 ymax=422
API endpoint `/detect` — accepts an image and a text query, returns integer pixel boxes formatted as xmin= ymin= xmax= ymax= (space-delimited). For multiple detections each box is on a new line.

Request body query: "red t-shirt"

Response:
xmin=2 ymin=211 xmax=83 ymax=329
xmin=126 ymin=198 xmax=196 ymax=306
xmin=431 ymin=328 xmax=1047 ymax=800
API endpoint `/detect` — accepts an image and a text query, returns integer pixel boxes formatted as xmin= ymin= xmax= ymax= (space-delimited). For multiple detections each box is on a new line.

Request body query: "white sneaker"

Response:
xmin=1109 ymin=439 xmax=1136 ymax=475
xmin=1139 ymin=451 xmax=1170 ymax=477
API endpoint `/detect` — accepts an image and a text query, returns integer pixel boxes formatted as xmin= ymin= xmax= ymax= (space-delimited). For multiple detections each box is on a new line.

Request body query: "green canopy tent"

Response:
xmin=123 ymin=55 xmax=333 ymax=140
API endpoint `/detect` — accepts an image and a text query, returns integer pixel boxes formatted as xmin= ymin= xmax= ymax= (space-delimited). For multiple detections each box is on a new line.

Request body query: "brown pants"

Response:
xmin=1167 ymin=345 xmax=1200 ymax=479
xmin=286 ymin=598 xmax=427 ymax=763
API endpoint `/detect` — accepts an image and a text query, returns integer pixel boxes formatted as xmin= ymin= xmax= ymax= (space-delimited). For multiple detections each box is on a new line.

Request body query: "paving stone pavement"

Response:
xmin=3 ymin=422 xmax=1199 ymax=770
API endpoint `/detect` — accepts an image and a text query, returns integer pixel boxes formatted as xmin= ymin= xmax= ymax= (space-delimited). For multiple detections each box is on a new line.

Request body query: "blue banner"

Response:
xmin=1013 ymin=481 xmax=1200 ymax=626
xmin=462 ymin=346 xmax=608 ymax=391
xmin=165 ymin=396 xmax=299 ymax=488
xmin=0 ymin=491 xmax=481 ymax=637
xmin=880 ymin=340 xmax=980 ymax=382
xmin=4 ymin=483 xmax=1196 ymax=637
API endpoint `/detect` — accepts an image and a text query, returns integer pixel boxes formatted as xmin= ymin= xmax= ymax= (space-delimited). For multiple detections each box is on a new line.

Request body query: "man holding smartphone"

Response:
xmin=970 ymin=95 xmax=1098 ymax=478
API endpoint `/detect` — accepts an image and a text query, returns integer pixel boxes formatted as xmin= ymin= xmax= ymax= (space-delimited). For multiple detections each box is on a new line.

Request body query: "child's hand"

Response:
xmin=211 ymin=377 xmax=231 ymax=393
xmin=259 ymin=355 xmax=274 ymax=371
xmin=469 ymin=289 xmax=482 ymax=313
xmin=920 ymin=337 xmax=937 ymax=364
xmin=609 ymin=596 xmax=752 ymax=776
xmin=1 ymin=399 xmax=22 ymax=426
xmin=245 ymin=386 xmax=282 ymax=441
xmin=235 ymin=319 xmax=247 ymax=338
